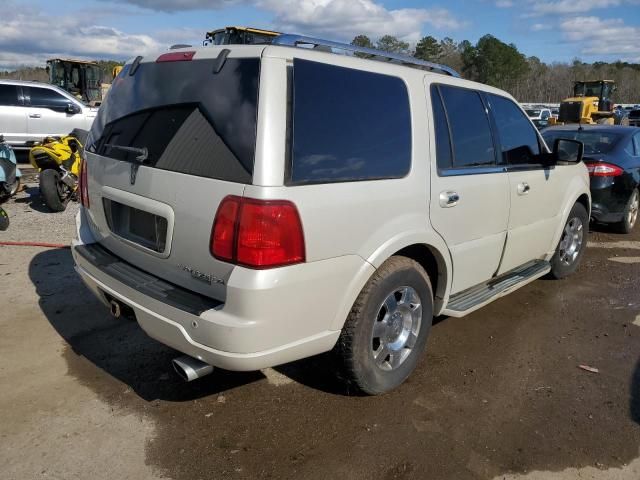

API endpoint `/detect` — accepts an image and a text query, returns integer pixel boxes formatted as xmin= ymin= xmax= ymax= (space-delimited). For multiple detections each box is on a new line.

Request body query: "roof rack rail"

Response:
xmin=272 ymin=34 xmax=460 ymax=77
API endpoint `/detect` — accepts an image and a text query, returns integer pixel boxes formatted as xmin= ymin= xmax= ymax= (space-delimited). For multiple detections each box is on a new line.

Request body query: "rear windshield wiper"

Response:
xmin=104 ymin=144 xmax=149 ymax=163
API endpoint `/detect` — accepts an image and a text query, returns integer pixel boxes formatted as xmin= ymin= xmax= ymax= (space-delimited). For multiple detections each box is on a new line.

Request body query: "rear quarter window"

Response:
xmin=289 ymin=59 xmax=412 ymax=184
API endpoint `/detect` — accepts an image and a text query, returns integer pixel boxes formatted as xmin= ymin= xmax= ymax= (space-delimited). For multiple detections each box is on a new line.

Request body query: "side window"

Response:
xmin=633 ymin=133 xmax=640 ymax=156
xmin=488 ymin=94 xmax=541 ymax=166
xmin=290 ymin=59 xmax=411 ymax=184
xmin=439 ymin=85 xmax=495 ymax=168
xmin=27 ymin=87 xmax=71 ymax=111
xmin=430 ymin=85 xmax=452 ymax=170
xmin=0 ymin=85 xmax=21 ymax=106
xmin=541 ymin=110 xmax=550 ymax=120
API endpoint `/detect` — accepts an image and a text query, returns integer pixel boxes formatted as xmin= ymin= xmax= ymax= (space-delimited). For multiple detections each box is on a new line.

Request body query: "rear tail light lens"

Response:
xmin=79 ymin=158 xmax=89 ymax=208
xmin=585 ymin=162 xmax=623 ymax=177
xmin=211 ymin=196 xmax=305 ymax=269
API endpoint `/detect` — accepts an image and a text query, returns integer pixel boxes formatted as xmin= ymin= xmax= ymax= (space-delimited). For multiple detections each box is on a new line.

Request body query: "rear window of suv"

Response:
xmin=87 ymin=57 xmax=260 ymax=184
xmin=289 ymin=59 xmax=411 ymax=184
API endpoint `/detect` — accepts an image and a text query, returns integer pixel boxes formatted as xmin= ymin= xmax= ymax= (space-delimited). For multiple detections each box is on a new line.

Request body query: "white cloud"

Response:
xmin=258 ymin=0 xmax=466 ymax=43
xmin=559 ymin=16 xmax=640 ymax=61
xmin=495 ymin=0 xmax=514 ymax=7
xmin=523 ymin=0 xmax=640 ymax=16
xmin=530 ymin=23 xmax=551 ymax=31
xmin=0 ymin=9 xmax=165 ymax=69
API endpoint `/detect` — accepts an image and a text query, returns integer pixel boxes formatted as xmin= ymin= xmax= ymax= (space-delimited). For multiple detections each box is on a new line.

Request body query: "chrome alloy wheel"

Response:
xmin=558 ymin=217 xmax=584 ymax=266
xmin=371 ymin=286 xmax=422 ymax=371
xmin=628 ymin=190 xmax=639 ymax=228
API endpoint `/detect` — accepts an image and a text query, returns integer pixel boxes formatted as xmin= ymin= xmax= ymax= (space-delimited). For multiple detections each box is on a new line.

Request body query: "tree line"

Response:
xmin=352 ymin=34 xmax=640 ymax=104
xmin=0 ymin=60 xmax=124 ymax=85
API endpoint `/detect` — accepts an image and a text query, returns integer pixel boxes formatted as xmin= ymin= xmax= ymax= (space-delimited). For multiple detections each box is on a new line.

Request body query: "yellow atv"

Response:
xmin=29 ymin=129 xmax=88 ymax=212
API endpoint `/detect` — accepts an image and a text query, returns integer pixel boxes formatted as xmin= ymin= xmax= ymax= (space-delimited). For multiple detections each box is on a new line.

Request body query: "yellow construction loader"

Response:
xmin=551 ymin=80 xmax=628 ymax=126
xmin=203 ymin=26 xmax=280 ymax=46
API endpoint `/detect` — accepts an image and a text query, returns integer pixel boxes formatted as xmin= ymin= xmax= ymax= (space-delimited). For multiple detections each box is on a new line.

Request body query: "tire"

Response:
xmin=549 ymin=202 xmax=589 ymax=279
xmin=8 ymin=177 xmax=20 ymax=197
xmin=39 ymin=169 xmax=67 ymax=212
xmin=334 ymin=256 xmax=433 ymax=395
xmin=616 ymin=188 xmax=639 ymax=234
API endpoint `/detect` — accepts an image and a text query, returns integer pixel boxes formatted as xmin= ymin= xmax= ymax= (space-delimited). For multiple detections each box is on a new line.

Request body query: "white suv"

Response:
xmin=72 ymin=37 xmax=590 ymax=394
xmin=0 ymin=79 xmax=97 ymax=149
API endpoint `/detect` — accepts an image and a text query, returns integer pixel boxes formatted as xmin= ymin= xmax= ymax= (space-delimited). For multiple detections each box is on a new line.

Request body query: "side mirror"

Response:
xmin=66 ymin=103 xmax=81 ymax=115
xmin=554 ymin=138 xmax=583 ymax=163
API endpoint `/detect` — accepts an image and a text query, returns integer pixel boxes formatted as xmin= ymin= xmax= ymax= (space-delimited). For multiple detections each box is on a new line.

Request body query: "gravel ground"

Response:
xmin=1 ymin=177 xmax=78 ymax=244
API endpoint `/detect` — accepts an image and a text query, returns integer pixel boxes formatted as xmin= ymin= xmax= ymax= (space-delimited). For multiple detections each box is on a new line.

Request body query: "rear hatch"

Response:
xmin=83 ymin=48 xmax=262 ymax=300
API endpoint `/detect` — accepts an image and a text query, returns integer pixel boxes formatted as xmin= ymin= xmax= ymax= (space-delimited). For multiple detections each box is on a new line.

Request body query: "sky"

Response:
xmin=1 ymin=0 xmax=639 ymax=70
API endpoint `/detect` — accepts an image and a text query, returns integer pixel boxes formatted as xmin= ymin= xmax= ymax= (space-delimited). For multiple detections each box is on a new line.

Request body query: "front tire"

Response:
xmin=616 ymin=188 xmax=639 ymax=234
xmin=334 ymin=256 xmax=433 ymax=395
xmin=40 ymin=169 xmax=67 ymax=212
xmin=549 ymin=202 xmax=588 ymax=279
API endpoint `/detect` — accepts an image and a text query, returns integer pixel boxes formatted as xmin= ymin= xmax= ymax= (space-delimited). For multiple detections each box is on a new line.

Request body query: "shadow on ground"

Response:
xmin=28 ymin=247 xmax=265 ymax=402
xmin=14 ymin=186 xmax=53 ymax=213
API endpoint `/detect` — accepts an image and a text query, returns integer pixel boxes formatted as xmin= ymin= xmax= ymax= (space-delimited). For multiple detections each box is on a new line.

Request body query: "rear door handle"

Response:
xmin=517 ymin=182 xmax=530 ymax=195
xmin=439 ymin=191 xmax=460 ymax=208
xmin=29 ymin=114 xmax=41 ymax=119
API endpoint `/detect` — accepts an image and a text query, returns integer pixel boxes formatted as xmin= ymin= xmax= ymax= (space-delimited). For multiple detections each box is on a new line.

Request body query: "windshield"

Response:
xmin=542 ymin=130 xmax=621 ymax=155
xmin=88 ymin=57 xmax=260 ymax=184
xmin=526 ymin=109 xmax=541 ymax=117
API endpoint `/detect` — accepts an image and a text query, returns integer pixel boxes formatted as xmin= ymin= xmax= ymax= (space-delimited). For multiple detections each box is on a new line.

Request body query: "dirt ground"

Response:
xmin=1 ymin=182 xmax=639 ymax=480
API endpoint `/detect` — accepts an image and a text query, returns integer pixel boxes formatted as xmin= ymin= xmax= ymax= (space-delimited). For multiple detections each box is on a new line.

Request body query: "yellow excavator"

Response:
xmin=551 ymin=80 xmax=628 ymax=126
xmin=203 ymin=26 xmax=280 ymax=46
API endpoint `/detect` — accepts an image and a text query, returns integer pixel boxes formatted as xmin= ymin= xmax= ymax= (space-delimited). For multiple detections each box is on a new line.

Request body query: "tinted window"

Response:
xmin=0 ymin=85 xmax=21 ymax=106
xmin=488 ymin=94 xmax=541 ymax=165
xmin=542 ymin=130 xmax=621 ymax=155
xmin=439 ymin=85 xmax=495 ymax=168
xmin=431 ymin=86 xmax=452 ymax=170
xmin=27 ymin=87 xmax=70 ymax=110
xmin=88 ymin=58 xmax=260 ymax=184
xmin=290 ymin=59 xmax=411 ymax=184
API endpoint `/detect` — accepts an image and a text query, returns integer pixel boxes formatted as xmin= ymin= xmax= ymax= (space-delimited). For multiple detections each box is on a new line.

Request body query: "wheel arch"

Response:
xmin=330 ymin=233 xmax=452 ymax=331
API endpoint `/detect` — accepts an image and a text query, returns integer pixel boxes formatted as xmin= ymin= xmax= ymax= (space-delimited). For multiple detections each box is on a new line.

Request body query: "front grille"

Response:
xmin=559 ymin=101 xmax=583 ymax=123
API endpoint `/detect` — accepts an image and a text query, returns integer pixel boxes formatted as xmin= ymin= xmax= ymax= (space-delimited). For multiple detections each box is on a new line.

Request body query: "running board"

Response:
xmin=443 ymin=260 xmax=550 ymax=317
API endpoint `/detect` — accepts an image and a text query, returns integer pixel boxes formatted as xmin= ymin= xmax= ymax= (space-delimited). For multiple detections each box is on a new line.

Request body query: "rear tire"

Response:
xmin=549 ymin=202 xmax=588 ymax=279
xmin=334 ymin=256 xmax=433 ymax=395
xmin=616 ymin=189 xmax=639 ymax=234
xmin=40 ymin=169 xmax=66 ymax=212
xmin=8 ymin=177 xmax=20 ymax=197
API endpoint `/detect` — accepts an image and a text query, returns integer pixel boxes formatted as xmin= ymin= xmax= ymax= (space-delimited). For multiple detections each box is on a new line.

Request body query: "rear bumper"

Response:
xmin=589 ymin=177 xmax=633 ymax=224
xmin=72 ymin=211 xmax=371 ymax=371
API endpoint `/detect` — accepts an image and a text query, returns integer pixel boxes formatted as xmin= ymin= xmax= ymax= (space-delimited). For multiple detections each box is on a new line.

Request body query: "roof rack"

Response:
xmin=272 ymin=34 xmax=460 ymax=77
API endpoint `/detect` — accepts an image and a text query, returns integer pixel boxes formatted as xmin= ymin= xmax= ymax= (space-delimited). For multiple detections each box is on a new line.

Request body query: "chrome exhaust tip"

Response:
xmin=109 ymin=299 xmax=121 ymax=318
xmin=172 ymin=355 xmax=214 ymax=382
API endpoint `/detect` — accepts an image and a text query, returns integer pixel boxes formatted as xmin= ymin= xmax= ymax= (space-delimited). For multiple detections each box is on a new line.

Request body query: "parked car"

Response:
xmin=0 ymin=79 xmax=97 ymax=150
xmin=542 ymin=125 xmax=640 ymax=233
xmin=629 ymin=108 xmax=640 ymax=127
xmin=525 ymin=107 xmax=552 ymax=121
xmin=72 ymin=37 xmax=590 ymax=395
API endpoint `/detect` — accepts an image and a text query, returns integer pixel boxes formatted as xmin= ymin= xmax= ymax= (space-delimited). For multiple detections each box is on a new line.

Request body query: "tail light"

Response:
xmin=211 ymin=196 xmax=305 ymax=269
xmin=585 ymin=162 xmax=623 ymax=177
xmin=79 ymin=158 xmax=89 ymax=208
